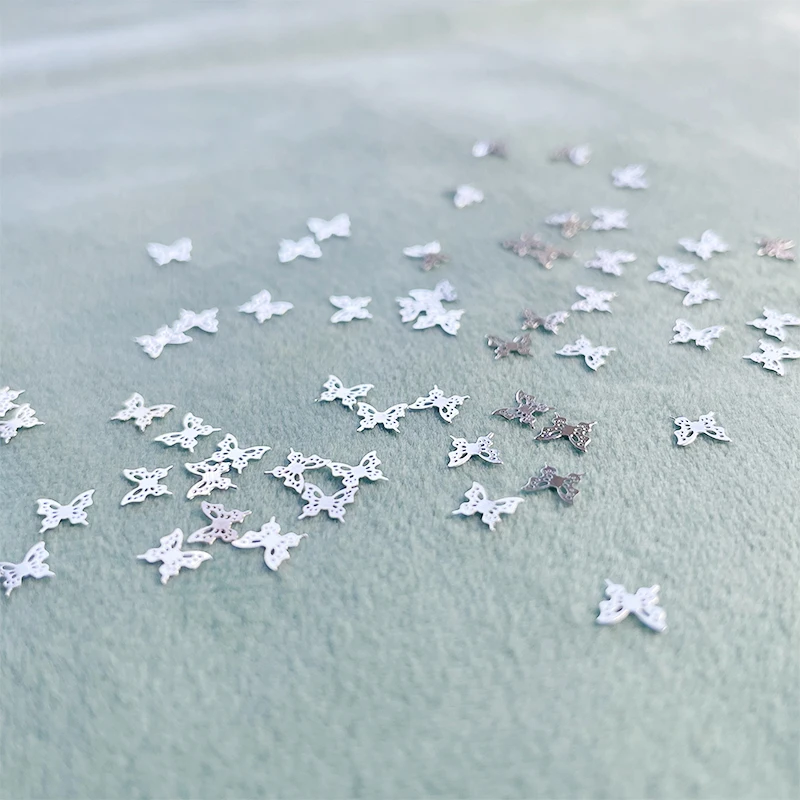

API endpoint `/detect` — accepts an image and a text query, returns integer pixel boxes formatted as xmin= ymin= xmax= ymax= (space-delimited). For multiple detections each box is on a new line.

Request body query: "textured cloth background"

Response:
xmin=1 ymin=2 xmax=798 ymax=799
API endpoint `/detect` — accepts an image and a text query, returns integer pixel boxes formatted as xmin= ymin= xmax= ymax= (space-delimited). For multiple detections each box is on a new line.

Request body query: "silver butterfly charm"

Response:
xmin=0 ymin=403 xmax=44 ymax=444
xmin=471 ymin=140 xmax=507 ymax=158
xmin=590 ymin=208 xmax=628 ymax=231
xmin=0 ymin=386 xmax=24 ymax=417
xmin=673 ymin=277 xmax=721 ymax=307
xmin=597 ymin=580 xmax=667 ymax=633
xmin=185 ymin=461 xmax=237 ymax=499
xmin=486 ymin=333 xmax=532 ymax=359
xmin=453 ymin=184 xmax=484 ymax=208
xmin=521 ymin=465 xmax=582 ymax=505
xmin=521 ymin=309 xmax=569 ymax=334
xmin=327 ymin=451 xmax=388 ymax=488
xmin=535 ymin=414 xmax=596 ymax=452
xmin=137 ymin=528 xmax=212 ymax=585
xmin=550 ymin=144 xmax=591 ymax=166
xmin=672 ymin=413 xmax=731 ymax=446
xmin=492 ymin=390 xmax=553 ymax=426
xmin=317 ymin=375 xmax=374 ymax=409
xmin=647 ymin=256 xmax=696 ymax=285
xmin=207 ymin=434 xmax=270 ymax=473
xmin=146 ymin=237 xmax=192 ymax=266
xmin=557 ymin=336 xmax=615 ymax=371
xmin=154 ymin=413 xmax=220 ymax=452
xmin=111 ymin=393 xmax=174 ymax=432
xmin=452 ymin=482 xmax=524 ymax=531
xmin=121 ymin=466 xmax=173 ymax=506
xmin=187 ymin=501 xmax=252 ymax=544
xmin=408 ymin=386 xmax=469 ymax=423
xmin=329 ymin=295 xmax=372 ymax=324
xmin=448 ymin=433 xmax=502 ymax=468
xmin=238 ymin=290 xmax=293 ymax=323
xmin=403 ymin=241 xmax=449 ymax=271
xmin=679 ymin=229 xmax=729 ymax=260
xmin=36 ymin=489 xmax=95 ymax=534
xmin=585 ymin=250 xmax=636 ymax=277
xmin=278 ymin=236 xmax=322 ymax=263
xmin=231 ymin=517 xmax=307 ymax=570
xmin=743 ymin=339 xmax=800 ymax=377
xmin=266 ymin=450 xmax=330 ymax=493
xmin=544 ymin=211 xmax=590 ymax=239
xmin=611 ymin=164 xmax=648 ymax=189
xmin=571 ymin=286 xmax=616 ymax=313
xmin=756 ymin=237 xmax=795 ymax=261
xmin=747 ymin=308 xmax=800 ymax=341
xmin=356 ymin=402 xmax=409 ymax=432
xmin=298 ymin=483 xmax=358 ymax=522
xmin=306 ymin=213 xmax=350 ymax=241
xmin=0 ymin=541 xmax=54 ymax=596
xmin=670 ymin=319 xmax=724 ymax=350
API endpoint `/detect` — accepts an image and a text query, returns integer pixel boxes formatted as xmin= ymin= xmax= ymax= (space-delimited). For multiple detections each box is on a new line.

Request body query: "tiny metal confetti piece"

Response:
xmin=756 ymin=237 xmax=795 ymax=261
xmin=492 ymin=390 xmax=553 ymax=426
xmin=187 ymin=502 xmax=252 ymax=544
xmin=556 ymin=336 xmax=615 ymax=371
xmin=670 ymin=319 xmax=724 ymax=350
xmin=184 ymin=461 xmax=237 ymax=499
xmin=678 ymin=229 xmax=729 ymax=260
xmin=327 ymin=451 xmax=388 ymax=488
xmin=136 ymin=529 xmax=212 ymax=585
xmin=36 ymin=490 xmax=95 ymax=534
xmin=316 ymin=375 xmax=374 ymax=409
xmin=535 ymin=414 xmax=596 ymax=452
xmin=121 ymin=466 xmax=173 ymax=506
xmin=298 ymin=484 xmax=358 ymax=522
xmin=451 ymin=482 xmax=524 ymax=531
xmin=306 ymin=213 xmax=350 ymax=241
xmin=278 ymin=236 xmax=321 ymax=263
xmin=206 ymin=434 xmax=270 ymax=474
xmin=408 ymin=386 xmax=469 ymax=423
xmin=447 ymin=434 xmax=502 ymax=468
xmin=501 ymin=233 xmax=544 ymax=258
xmin=146 ymin=238 xmax=192 ymax=266
xmin=590 ymin=208 xmax=628 ymax=231
xmin=521 ymin=309 xmax=569 ymax=334
xmin=266 ymin=450 xmax=330 ymax=493
xmin=231 ymin=517 xmax=307 ymax=569
xmin=747 ymin=308 xmax=800 ymax=341
xmin=550 ymin=144 xmax=591 ymax=166
xmin=743 ymin=339 xmax=800 ymax=376
xmin=472 ymin=140 xmax=507 ymax=158
xmin=486 ymin=333 xmax=532 ymax=359
xmin=0 ymin=387 xmax=24 ymax=417
xmin=521 ymin=465 xmax=582 ymax=505
xmin=356 ymin=402 xmax=408 ymax=432
xmin=0 ymin=541 xmax=54 ymax=596
xmin=611 ymin=164 xmax=648 ymax=189
xmin=545 ymin=211 xmax=590 ymax=239
xmin=238 ymin=290 xmax=293 ymax=323
xmin=672 ymin=413 xmax=731 ymax=446
xmin=329 ymin=295 xmax=372 ymax=324
xmin=585 ymin=249 xmax=636 ymax=276
xmin=597 ymin=580 xmax=667 ymax=633
xmin=453 ymin=185 xmax=484 ymax=208
xmin=154 ymin=413 xmax=221 ymax=453
xmin=0 ymin=403 xmax=44 ymax=444
xmin=111 ymin=393 xmax=174 ymax=431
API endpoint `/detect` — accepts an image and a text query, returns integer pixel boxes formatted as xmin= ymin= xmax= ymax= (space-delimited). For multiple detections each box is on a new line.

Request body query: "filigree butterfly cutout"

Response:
xmin=535 ymin=415 xmax=596 ymax=452
xmin=571 ymin=286 xmax=616 ymax=313
xmin=185 ymin=461 xmax=237 ymax=499
xmin=556 ymin=336 xmax=615 ymax=371
xmin=743 ymin=340 xmax=800 ymax=376
xmin=472 ymin=140 xmax=507 ymax=158
xmin=611 ymin=164 xmax=648 ymax=189
xmin=306 ymin=213 xmax=351 ymax=241
xmin=412 ymin=308 xmax=464 ymax=336
xmin=134 ymin=324 xmax=191 ymax=359
xmin=492 ymin=390 xmax=553 ymax=427
xmin=329 ymin=296 xmax=372 ymax=324
xmin=672 ymin=413 xmax=731 ymax=446
xmin=403 ymin=241 xmax=450 ymax=271
xmin=673 ymin=277 xmax=720 ymax=307
xmin=174 ymin=308 xmax=219 ymax=334
xmin=136 ymin=528 xmax=212 ymax=585
xmin=111 ymin=393 xmax=174 ymax=431
xmin=550 ymin=144 xmax=591 ymax=166
xmin=0 ymin=541 xmax=54 ymax=596
xmin=187 ymin=501 xmax=252 ymax=544
xmin=356 ymin=402 xmax=408 ymax=432
xmin=266 ymin=450 xmax=331 ymax=493
xmin=486 ymin=334 xmax=532 ymax=359
xmin=278 ymin=236 xmax=322 ymax=263
xmin=36 ymin=489 xmax=95 ymax=534
xmin=756 ymin=238 xmax=795 ymax=261
xmin=521 ymin=466 xmax=582 ymax=505
xmin=647 ymin=256 xmax=696 ymax=285
xmin=316 ymin=375 xmax=374 ymax=409
xmin=597 ymin=580 xmax=667 ymax=633
xmin=232 ymin=517 xmax=307 ymax=570
xmin=121 ymin=466 xmax=173 ymax=506
xmin=154 ymin=413 xmax=221 ymax=452
xmin=453 ymin=184 xmax=484 ymax=208
xmin=544 ymin=211 xmax=590 ymax=239
xmin=0 ymin=403 xmax=44 ymax=444
xmin=408 ymin=386 xmax=468 ymax=423
xmin=670 ymin=319 xmax=724 ymax=350
xmin=451 ymin=482 xmax=524 ymax=531
xmin=521 ymin=309 xmax=569 ymax=334
xmin=146 ymin=237 xmax=192 ymax=266
xmin=238 ymin=290 xmax=294 ymax=323
xmin=207 ymin=434 xmax=270 ymax=474
xmin=327 ymin=451 xmax=388 ymax=488
xmin=679 ymin=229 xmax=729 ymax=260
xmin=0 ymin=386 xmax=24 ymax=417
xmin=747 ymin=308 xmax=800 ymax=342
xmin=590 ymin=208 xmax=628 ymax=231
xmin=298 ymin=483 xmax=358 ymax=522
xmin=448 ymin=433 xmax=502 ymax=468
xmin=585 ymin=249 xmax=636 ymax=277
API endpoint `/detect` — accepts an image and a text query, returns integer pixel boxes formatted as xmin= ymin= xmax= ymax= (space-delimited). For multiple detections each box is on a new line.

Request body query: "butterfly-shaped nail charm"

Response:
xmin=329 ymin=295 xmax=372 ymax=324
xmin=137 ymin=528 xmax=212 ymax=585
xmin=403 ymin=241 xmax=449 ymax=271
xmin=585 ymin=249 xmax=636 ymax=277
xmin=238 ymin=290 xmax=294 ymax=323
xmin=0 ymin=386 xmax=24 ymax=417
xmin=535 ymin=414 xmax=596 ymax=452
xmin=174 ymin=308 xmax=219 ymax=334
xmin=448 ymin=433 xmax=502 ymax=468
xmin=571 ymin=286 xmax=616 ymax=313
xmin=306 ymin=213 xmax=351 ymax=241
xmin=206 ymin=434 xmax=270 ymax=474
xmin=501 ymin=233 xmax=544 ymax=258
xmin=397 ymin=280 xmax=463 ymax=335
xmin=356 ymin=402 xmax=409 ymax=432
xmin=185 ymin=460 xmax=237 ymax=499
xmin=266 ymin=450 xmax=330 ymax=493
xmin=747 ymin=308 xmax=800 ymax=342
xmin=146 ymin=237 xmax=192 ymax=266
xmin=408 ymin=386 xmax=469 ymax=423
xmin=36 ymin=489 xmax=95 ymax=534
xmin=111 ymin=393 xmax=174 ymax=432
xmin=590 ymin=208 xmax=628 ymax=231
xmin=611 ymin=164 xmax=648 ymax=189
xmin=743 ymin=340 xmax=800 ymax=376
xmin=327 ymin=451 xmax=388 ymax=488
xmin=187 ymin=501 xmax=252 ymax=544
xmin=521 ymin=466 xmax=582 ymax=505
xmin=492 ymin=390 xmax=553 ymax=426
xmin=647 ymin=256 xmax=696 ymax=285
xmin=521 ymin=309 xmax=569 ymax=334
xmin=597 ymin=580 xmax=667 ymax=633
xmin=679 ymin=229 xmax=729 ymax=260
xmin=121 ymin=466 xmax=173 ymax=505
xmin=298 ymin=484 xmax=358 ymax=522
xmin=545 ymin=211 xmax=590 ymax=239
xmin=317 ymin=375 xmax=374 ymax=409
xmin=670 ymin=319 xmax=724 ymax=350
xmin=0 ymin=403 xmax=44 ymax=444
xmin=672 ymin=413 xmax=731 ymax=446
xmin=134 ymin=324 xmax=191 ymax=359
xmin=453 ymin=184 xmax=484 ymax=208
xmin=154 ymin=413 xmax=220 ymax=452
xmin=411 ymin=308 xmax=465 ymax=335
xmin=0 ymin=541 xmax=54 ymax=596
xmin=550 ymin=144 xmax=591 ymax=166
xmin=486 ymin=334 xmax=532 ymax=359
xmin=673 ymin=277 xmax=721 ymax=307
xmin=472 ymin=140 xmax=507 ymax=158
xmin=756 ymin=237 xmax=795 ymax=261
xmin=278 ymin=236 xmax=322 ymax=263
xmin=557 ymin=336 xmax=615 ymax=371
xmin=231 ymin=517 xmax=307 ymax=569
xmin=452 ymin=482 xmax=524 ymax=531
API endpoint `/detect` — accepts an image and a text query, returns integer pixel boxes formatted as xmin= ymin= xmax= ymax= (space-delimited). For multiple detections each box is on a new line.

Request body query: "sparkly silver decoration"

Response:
xmin=521 ymin=309 xmax=569 ymax=334
xmin=492 ymin=390 xmax=553 ymax=427
xmin=238 ymin=290 xmax=293 ymax=323
xmin=571 ymin=286 xmax=616 ymax=313
xmin=678 ymin=229 xmax=729 ymax=260
xmin=611 ymin=164 xmax=648 ymax=189
xmin=585 ymin=249 xmax=636 ymax=277
xmin=266 ymin=450 xmax=330 ymax=493
xmin=453 ymin=185 xmax=484 ymax=208
xmin=452 ymin=482 xmax=524 ymax=531
xmin=327 ymin=451 xmax=388 ymax=488
xmin=647 ymin=256 xmax=696 ymax=285
xmin=278 ymin=236 xmax=322 ymax=263
xmin=0 ymin=541 xmax=54 ymax=596
xmin=672 ymin=413 xmax=731 ymax=446
xmin=111 ymin=394 xmax=175 ymax=432
xmin=231 ymin=517 xmax=307 ymax=570
xmin=184 ymin=461 xmax=237 ymax=499
xmin=670 ymin=319 xmax=724 ymax=350
xmin=121 ymin=466 xmax=173 ymax=506
xmin=521 ymin=465 xmax=582 ymax=505
xmin=408 ymin=386 xmax=469 ymax=423
xmin=0 ymin=386 xmax=24 ymax=417
xmin=597 ymin=580 xmax=667 ymax=633
xmin=36 ymin=490 xmax=95 ymax=534
xmin=743 ymin=340 xmax=800 ymax=377
xmin=329 ymin=295 xmax=372 ymax=324
xmin=187 ymin=501 xmax=252 ymax=544
xmin=207 ymin=434 xmax=270 ymax=474
xmin=501 ymin=234 xmax=573 ymax=269
xmin=472 ymin=140 xmax=507 ymax=158
xmin=397 ymin=280 xmax=463 ymax=336
xmin=590 ymin=208 xmax=628 ymax=231
xmin=137 ymin=528 xmax=212 ymax=585
xmin=447 ymin=434 xmax=502 ymax=468
xmin=306 ymin=213 xmax=350 ymax=241
xmin=550 ymin=144 xmax=591 ymax=166
xmin=756 ymin=237 xmax=795 ymax=261
xmin=545 ymin=211 xmax=590 ymax=239
xmin=0 ymin=403 xmax=44 ymax=444
xmin=356 ymin=403 xmax=409 ymax=432
xmin=747 ymin=308 xmax=800 ymax=341
xmin=556 ymin=336 xmax=615 ymax=371
xmin=403 ymin=241 xmax=450 ymax=271
xmin=298 ymin=484 xmax=358 ymax=522
xmin=317 ymin=375 xmax=374 ymax=409
xmin=486 ymin=333 xmax=532 ymax=359
xmin=154 ymin=413 xmax=220 ymax=453
xmin=535 ymin=414 xmax=596 ymax=452
xmin=146 ymin=237 xmax=192 ymax=266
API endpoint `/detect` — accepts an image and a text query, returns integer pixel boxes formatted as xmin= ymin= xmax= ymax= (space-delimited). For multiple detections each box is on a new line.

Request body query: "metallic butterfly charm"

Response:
xmin=36 ymin=489 xmax=95 ymax=534
xmin=590 ymin=208 xmax=628 ymax=231
xmin=743 ymin=340 xmax=800 ymax=376
xmin=298 ymin=484 xmax=358 ymax=522
xmin=184 ymin=461 xmax=237 ymax=499
xmin=492 ymin=390 xmax=553 ymax=427
xmin=154 ymin=413 xmax=221 ymax=452
xmin=679 ymin=229 xmax=729 ymax=260
xmin=232 ymin=517 xmax=307 ymax=570
xmin=571 ymin=286 xmax=616 ymax=313
xmin=408 ymin=386 xmax=469 ymax=423
xmin=0 ymin=403 xmax=44 ymax=444
xmin=278 ymin=236 xmax=322 ymax=263
xmin=111 ymin=393 xmax=175 ymax=432
xmin=756 ymin=237 xmax=795 ymax=261
xmin=611 ymin=164 xmax=648 ymax=189
xmin=146 ymin=237 xmax=192 ymax=266
xmin=747 ymin=308 xmax=800 ymax=341
xmin=266 ymin=450 xmax=330 ymax=493
xmin=403 ymin=241 xmax=450 ymax=271
xmin=137 ymin=528 xmax=212 ymax=585
xmin=238 ymin=290 xmax=294 ymax=323
xmin=187 ymin=501 xmax=252 ymax=544
xmin=452 ymin=482 xmax=524 ymax=531
xmin=585 ymin=250 xmax=636 ymax=277
xmin=486 ymin=333 xmax=532 ymax=359
xmin=521 ymin=465 xmax=582 ymax=505
xmin=0 ymin=386 xmax=24 ymax=417
xmin=672 ymin=413 xmax=731 ymax=446
xmin=317 ymin=375 xmax=374 ymax=409
xmin=329 ymin=295 xmax=372 ymax=324
xmin=0 ymin=541 xmax=54 ymax=596
xmin=306 ymin=213 xmax=350 ymax=241
xmin=597 ymin=580 xmax=667 ymax=633
xmin=207 ymin=434 xmax=270 ymax=474
xmin=121 ymin=466 xmax=173 ymax=506
xmin=535 ymin=414 xmax=596 ymax=452
xmin=501 ymin=234 xmax=573 ymax=269
xmin=670 ymin=319 xmax=724 ymax=350
xmin=472 ymin=140 xmax=507 ymax=158
xmin=453 ymin=184 xmax=484 ymax=208
xmin=556 ymin=336 xmax=615 ymax=371
xmin=550 ymin=144 xmax=591 ymax=166
xmin=447 ymin=433 xmax=502 ymax=468
xmin=545 ymin=211 xmax=590 ymax=239
xmin=327 ymin=451 xmax=388 ymax=488
xmin=521 ymin=309 xmax=569 ymax=334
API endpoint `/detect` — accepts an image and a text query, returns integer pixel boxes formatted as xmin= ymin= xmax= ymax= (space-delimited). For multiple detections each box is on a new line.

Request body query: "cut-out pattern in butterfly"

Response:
xmin=0 ymin=541 xmax=54 ymax=596
xmin=408 ymin=386 xmax=469 ymax=423
xmin=679 ymin=229 xmax=728 ymax=260
xmin=743 ymin=339 xmax=800 ymax=377
xmin=535 ymin=415 xmax=596 ymax=452
xmin=611 ymin=164 xmax=648 ymax=189
xmin=154 ymin=413 xmax=220 ymax=452
xmin=556 ymin=336 xmax=615 ymax=371
xmin=590 ymin=208 xmax=628 ymax=231
xmin=453 ymin=184 xmax=484 ymax=208
xmin=0 ymin=403 xmax=44 ymax=444
xmin=448 ymin=434 xmax=502 ymax=468
xmin=316 ymin=375 xmax=374 ymax=409
xmin=521 ymin=466 xmax=582 ymax=505
xmin=121 ymin=466 xmax=173 ymax=506
xmin=356 ymin=402 xmax=409 ymax=432
xmin=747 ymin=308 xmax=800 ymax=342
xmin=266 ymin=450 xmax=330 ymax=493
xmin=584 ymin=249 xmax=636 ymax=276
xmin=597 ymin=580 xmax=667 ymax=633
xmin=36 ymin=489 xmax=95 ymax=534
xmin=0 ymin=386 xmax=24 ymax=417
xmin=545 ymin=211 xmax=590 ymax=239
xmin=278 ymin=236 xmax=322 ymax=263
xmin=550 ymin=144 xmax=591 ymax=166
xmin=238 ymin=290 xmax=294 ymax=323
xmin=472 ymin=140 xmax=507 ymax=158
xmin=452 ymin=482 xmax=524 ymax=531
xmin=187 ymin=501 xmax=252 ymax=544
xmin=207 ymin=434 xmax=270 ymax=474
xmin=327 ymin=451 xmax=388 ymax=488
xmin=492 ymin=390 xmax=553 ymax=427
xmin=521 ymin=309 xmax=569 ymax=334
xmin=403 ymin=241 xmax=450 ymax=271
xmin=232 ymin=517 xmax=307 ymax=570
xmin=672 ymin=413 xmax=730 ymax=446
xmin=486 ymin=334 xmax=532 ymax=360
xmin=329 ymin=295 xmax=372 ymax=324
xmin=111 ymin=393 xmax=174 ymax=432
xmin=185 ymin=461 xmax=237 ymax=499
xmin=670 ymin=319 xmax=724 ymax=350
xmin=307 ymin=213 xmax=351 ymax=241
xmin=571 ymin=285 xmax=616 ymax=313
xmin=137 ymin=528 xmax=212 ymax=585
xmin=298 ymin=483 xmax=358 ymax=522
xmin=756 ymin=237 xmax=795 ymax=261
xmin=146 ymin=237 xmax=192 ymax=266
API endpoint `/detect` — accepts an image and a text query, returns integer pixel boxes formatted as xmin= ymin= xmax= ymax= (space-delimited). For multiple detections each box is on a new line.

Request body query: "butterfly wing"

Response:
xmin=597 ymin=581 xmax=629 ymax=626
xmin=433 ymin=310 xmax=464 ymax=336
xmin=556 ymin=474 xmax=582 ymax=504
xmin=378 ymin=404 xmax=407 ymax=431
xmin=475 ymin=434 xmax=502 ymax=464
xmin=697 ymin=414 xmax=730 ymax=442
xmin=543 ymin=311 xmax=569 ymax=333
xmin=436 ymin=396 xmax=466 ymax=423
xmin=64 ymin=489 xmax=94 ymax=525
xmin=112 ymin=393 xmax=144 ymax=422
xmin=136 ymin=403 xmax=175 ymax=431
xmin=325 ymin=486 xmax=359 ymax=521
xmin=230 ymin=446 xmax=270 ymax=473
xmin=672 ymin=417 xmax=697 ymax=446
xmin=298 ymin=483 xmax=324 ymax=519
xmin=583 ymin=347 xmax=612 ymax=371
xmin=568 ymin=422 xmax=595 ymax=452
xmin=146 ymin=242 xmax=173 ymax=266
xmin=694 ymin=326 xmax=724 ymax=350
xmin=631 ymin=585 xmax=667 ymax=632
xmin=36 ymin=498 xmax=65 ymax=532
xmin=480 ymin=496 xmax=524 ymax=531
xmin=521 ymin=466 xmax=557 ymax=493
xmin=306 ymin=217 xmax=331 ymax=240
xmin=448 ymin=437 xmax=471 ymax=468
xmin=535 ymin=415 xmax=566 ymax=442
xmin=491 ymin=406 xmax=521 ymax=422
xmin=453 ymin=482 xmax=486 ymax=519
xmin=263 ymin=532 xmax=306 ymax=571
xmin=409 ymin=390 xmax=437 ymax=410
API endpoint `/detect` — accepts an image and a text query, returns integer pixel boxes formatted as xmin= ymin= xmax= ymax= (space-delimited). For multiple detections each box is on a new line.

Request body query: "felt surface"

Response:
xmin=1 ymin=2 xmax=799 ymax=798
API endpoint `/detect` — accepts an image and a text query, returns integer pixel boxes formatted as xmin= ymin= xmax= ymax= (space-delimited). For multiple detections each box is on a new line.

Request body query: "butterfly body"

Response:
xmin=266 ymin=450 xmax=331 ymax=492
xmin=307 ymin=213 xmax=351 ymax=241
xmin=672 ymin=413 xmax=731 ymax=446
xmin=298 ymin=483 xmax=358 ymax=521
xmin=112 ymin=393 xmax=174 ymax=431
xmin=486 ymin=334 xmax=532 ymax=359
xmin=154 ymin=413 xmax=220 ymax=452
xmin=448 ymin=434 xmax=502 ymax=468
xmin=232 ymin=517 xmax=307 ymax=570
xmin=408 ymin=386 xmax=468 ymax=422
xmin=492 ymin=390 xmax=553 ymax=426
xmin=670 ymin=319 xmax=724 ymax=350
xmin=597 ymin=580 xmax=667 ymax=633
xmin=521 ymin=466 xmax=582 ymax=504
xmin=36 ymin=489 xmax=95 ymax=533
xmin=452 ymin=482 xmax=524 ymax=531
xmin=0 ymin=541 xmax=54 ymax=596
xmin=327 ymin=451 xmax=387 ymax=488
xmin=238 ymin=290 xmax=294 ymax=323
xmin=535 ymin=415 xmax=596 ymax=452
xmin=146 ymin=238 xmax=192 ymax=266
xmin=137 ymin=529 xmax=212 ymax=584
xmin=317 ymin=375 xmax=374 ymax=409
xmin=356 ymin=402 xmax=408 ymax=432
xmin=187 ymin=501 xmax=252 ymax=544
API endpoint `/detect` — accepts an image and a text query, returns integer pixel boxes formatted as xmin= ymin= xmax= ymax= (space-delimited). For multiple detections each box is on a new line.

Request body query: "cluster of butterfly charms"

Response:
xmin=647 ymin=257 xmax=720 ymax=307
xmin=585 ymin=249 xmax=636 ymax=277
xmin=238 ymin=290 xmax=293 ymax=323
xmin=36 ymin=490 xmax=95 ymax=534
xmin=550 ymin=143 xmax=591 ymax=166
xmin=597 ymin=580 xmax=667 ymax=633
xmin=135 ymin=308 xmax=219 ymax=358
xmin=556 ymin=336 xmax=615 ymax=371
xmin=0 ymin=387 xmax=44 ymax=444
xmin=146 ymin=237 xmax=192 ymax=266
xmin=452 ymin=482 xmax=524 ymax=531
xmin=329 ymin=296 xmax=372 ymax=324
xmin=670 ymin=319 xmax=724 ymax=350
xmin=396 ymin=280 xmax=464 ymax=336
xmin=545 ymin=209 xmax=628 ymax=238
xmin=453 ymin=184 xmax=484 ymax=208
xmin=672 ymin=413 xmax=731 ymax=446
xmin=183 ymin=434 xmax=269 ymax=498
xmin=611 ymin=164 xmax=648 ymax=189
xmin=501 ymin=234 xmax=573 ymax=269
xmin=521 ymin=466 xmax=582 ymax=505
xmin=403 ymin=241 xmax=449 ymax=271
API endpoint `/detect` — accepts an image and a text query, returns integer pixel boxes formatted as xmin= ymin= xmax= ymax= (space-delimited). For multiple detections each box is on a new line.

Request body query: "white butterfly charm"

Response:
xmin=402 ymin=240 xmax=449 ymax=271
xmin=36 ymin=489 xmax=95 ymax=534
xmin=146 ymin=237 xmax=192 ymax=266
xmin=448 ymin=434 xmax=502 ymax=468
xmin=206 ymin=433 xmax=270 ymax=473
xmin=611 ymin=164 xmax=648 ymax=189
xmin=154 ymin=413 xmax=220 ymax=452
xmin=453 ymin=184 xmax=484 ymax=208
xmin=356 ymin=402 xmax=408 ymax=432
xmin=571 ymin=286 xmax=616 ymax=313
xmin=306 ymin=213 xmax=351 ymax=241
xmin=327 ymin=451 xmax=388 ymax=488
xmin=298 ymin=483 xmax=358 ymax=522
xmin=232 ymin=517 xmax=307 ymax=570
xmin=329 ymin=295 xmax=372 ymax=324
xmin=185 ymin=460 xmax=237 ymax=499
xmin=0 ymin=386 xmax=24 ymax=417
xmin=747 ymin=308 xmax=800 ymax=342
xmin=647 ymin=256 xmax=696 ymax=285
xmin=597 ymin=580 xmax=667 ymax=633
xmin=557 ymin=336 xmax=615 ymax=371
xmin=278 ymin=236 xmax=322 ymax=263
xmin=670 ymin=319 xmax=724 ymax=350
xmin=551 ymin=144 xmax=591 ymax=166
xmin=452 ymin=482 xmax=524 ymax=531
xmin=238 ymin=290 xmax=293 ymax=323
xmin=585 ymin=249 xmax=636 ymax=277
xmin=0 ymin=403 xmax=44 ymax=444
xmin=471 ymin=140 xmax=506 ymax=158
xmin=187 ymin=501 xmax=252 ymax=544
xmin=111 ymin=393 xmax=174 ymax=432
xmin=134 ymin=324 xmax=191 ymax=359
xmin=137 ymin=528 xmax=212 ymax=585
xmin=674 ymin=277 xmax=720 ymax=307
xmin=521 ymin=309 xmax=569 ymax=334
xmin=679 ymin=229 xmax=729 ymax=260
xmin=412 ymin=308 xmax=465 ymax=335
xmin=408 ymin=386 xmax=469 ymax=423
xmin=174 ymin=307 xmax=219 ymax=333
xmin=590 ymin=208 xmax=628 ymax=231
xmin=266 ymin=450 xmax=330 ymax=493
xmin=121 ymin=466 xmax=173 ymax=506
xmin=316 ymin=375 xmax=374 ymax=409
xmin=397 ymin=280 xmax=458 ymax=321
xmin=743 ymin=339 xmax=800 ymax=377
xmin=0 ymin=541 xmax=54 ymax=596
xmin=672 ymin=413 xmax=731 ymax=446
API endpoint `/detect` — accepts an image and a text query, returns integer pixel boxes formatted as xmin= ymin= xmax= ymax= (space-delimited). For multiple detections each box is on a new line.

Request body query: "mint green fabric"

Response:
xmin=1 ymin=2 xmax=798 ymax=798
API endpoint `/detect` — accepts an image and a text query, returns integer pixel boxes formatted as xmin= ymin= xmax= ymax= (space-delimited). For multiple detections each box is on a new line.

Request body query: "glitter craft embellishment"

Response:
xmin=747 ymin=308 xmax=800 ymax=341
xmin=403 ymin=241 xmax=449 ymax=271
xmin=317 ymin=375 xmax=374 ymax=409
xmin=185 ymin=461 xmax=237 ymax=499
xmin=278 ymin=236 xmax=322 ymax=263
xmin=472 ymin=140 xmax=507 ymax=158
xmin=521 ymin=465 xmax=582 ymax=505
xmin=550 ymin=144 xmax=591 ymax=166
xmin=0 ymin=542 xmax=54 ymax=596
xmin=154 ymin=413 xmax=220 ymax=452
xmin=611 ymin=164 xmax=648 ymax=189
xmin=121 ymin=466 xmax=173 ymax=506
xmin=679 ymin=230 xmax=729 ymax=261
xmin=397 ymin=280 xmax=464 ymax=335
xmin=590 ymin=208 xmax=628 ymax=231
xmin=146 ymin=238 xmax=192 ymax=266
xmin=327 ymin=451 xmax=388 ymax=488
xmin=756 ymin=238 xmax=795 ymax=261
xmin=307 ymin=213 xmax=351 ymax=241
xmin=535 ymin=415 xmax=596 ymax=452
xmin=571 ymin=286 xmax=616 ymax=313
xmin=231 ymin=518 xmax=307 ymax=570
xmin=743 ymin=340 xmax=800 ymax=376
xmin=597 ymin=580 xmax=667 ymax=633
xmin=448 ymin=434 xmax=502 ymax=468
xmin=486 ymin=334 xmax=532 ymax=359
xmin=137 ymin=529 xmax=212 ymax=585
xmin=111 ymin=393 xmax=174 ymax=432
xmin=453 ymin=185 xmax=484 ymax=208
xmin=670 ymin=319 xmax=724 ymax=350
xmin=206 ymin=434 xmax=270 ymax=474
xmin=298 ymin=484 xmax=358 ymax=522
xmin=356 ymin=402 xmax=409 ymax=432
xmin=0 ymin=404 xmax=44 ymax=444
xmin=329 ymin=295 xmax=372 ymax=324
xmin=585 ymin=249 xmax=636 ymax=276
xmin=557 ymin=336 xmax=615 ymax=371
xmin=0 ymin=387 xmax=24 ymax=417
xmin=408 ymin=386 xmax=469 ymax=423
xmin=521 ymin=309 xmax=569 ymax=334
xmin=672 ymin=413 xmax=731 ymax=446
xmin=238 ymin=290 xmax=293 ymax=323
xmin=36 ymin=490 xmax=95 ymax=534
xmin=187 ymin=502 xmax=252 ymax=544
xmin=266 ymin=450 xmax=330 ymax=493
xmin=545 ymin=211 xmax=590 ymax=239
xmin=452 ymin=482 xmax=524 ymax=531
xmin=492 ymin=390 xmax=553 ymax=426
